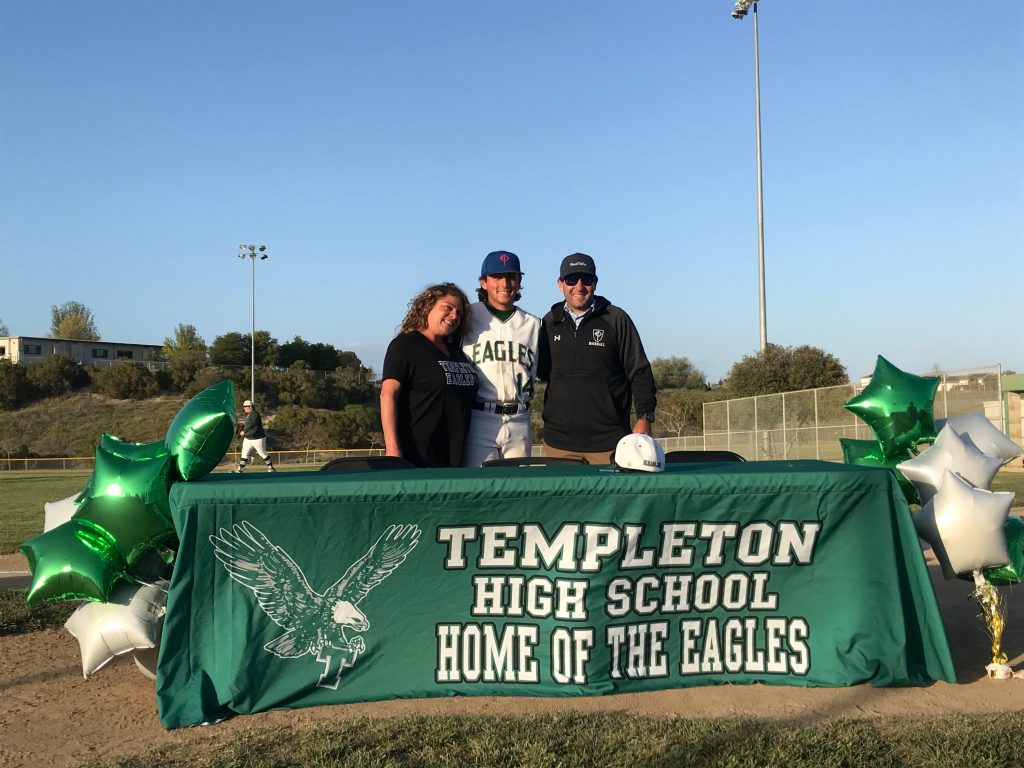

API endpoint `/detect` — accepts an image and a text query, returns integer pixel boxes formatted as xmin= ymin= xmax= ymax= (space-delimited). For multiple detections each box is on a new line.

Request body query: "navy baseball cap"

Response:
xmin=480 ymin=250 xmax=523 ymax=277
xmin=559 ymin=252 xmax=597 ymax=279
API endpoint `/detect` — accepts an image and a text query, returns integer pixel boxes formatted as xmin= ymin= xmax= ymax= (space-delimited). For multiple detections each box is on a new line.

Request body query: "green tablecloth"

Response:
xmin=156 ymin=460 xmax=954 ymax=728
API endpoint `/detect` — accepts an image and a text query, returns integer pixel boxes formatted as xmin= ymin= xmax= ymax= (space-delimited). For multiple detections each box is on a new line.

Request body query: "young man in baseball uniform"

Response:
xmin=461 ymin=250 xmax=542 ymax=467
xmin=235 ymin=399 xmax=276 ymax=472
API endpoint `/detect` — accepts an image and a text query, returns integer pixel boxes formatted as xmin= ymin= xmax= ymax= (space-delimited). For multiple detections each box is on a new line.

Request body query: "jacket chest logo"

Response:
xmin=589 ymin=329 xmax=606 ymax=348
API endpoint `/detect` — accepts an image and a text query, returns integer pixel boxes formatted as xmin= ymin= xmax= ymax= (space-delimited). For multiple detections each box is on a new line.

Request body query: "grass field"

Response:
xmin=2 ymin=468 xmax=1023 ymax=554
xmin=76 ymin=711 xmax=1024 ymax=768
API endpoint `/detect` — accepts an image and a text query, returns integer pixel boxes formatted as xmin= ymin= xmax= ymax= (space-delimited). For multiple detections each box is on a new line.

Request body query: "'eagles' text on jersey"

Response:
xmin=462 ymin=303 xmax=541 ymax=405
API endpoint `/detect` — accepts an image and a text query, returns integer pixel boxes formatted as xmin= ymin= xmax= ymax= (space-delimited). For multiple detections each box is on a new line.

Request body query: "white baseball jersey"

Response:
xmin=461 ymin=303 xmax=541 ymax=466
xmin=462 ymin=303 xmax=541 ymax=405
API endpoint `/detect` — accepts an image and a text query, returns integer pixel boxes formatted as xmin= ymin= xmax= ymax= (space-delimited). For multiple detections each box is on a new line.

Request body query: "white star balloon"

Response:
xmin=63 ymin=580 xmax=168 ymax=678
xmin=43 ymin=493 xmax=81 ymax=532
xmin=937 ymin=412 xmax=1024 ymax=466
xmin=898 ymin=425 xmax=1003 ymax=505
xmin=914 ymin=470 xmax=1013 ymax=579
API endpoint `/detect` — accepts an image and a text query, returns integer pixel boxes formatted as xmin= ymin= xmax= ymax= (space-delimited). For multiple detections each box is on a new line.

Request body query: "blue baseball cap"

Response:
xmin=480 ymin=250 xmax=523 ymax=277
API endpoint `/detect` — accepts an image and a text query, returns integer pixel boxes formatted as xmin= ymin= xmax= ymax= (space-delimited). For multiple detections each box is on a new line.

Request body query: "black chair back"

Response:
xmin=664 ymin=450 xmax=745 ymax=464
xmin=481 ymin=457 xmax=588 ymax=468
xmin=320 ymin=456 xmax=416 ymax=472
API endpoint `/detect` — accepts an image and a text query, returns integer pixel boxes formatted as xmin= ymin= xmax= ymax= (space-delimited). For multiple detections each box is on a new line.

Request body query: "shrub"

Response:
xmin=90 ymin=362 xmax=159 ymax=400
xmin=25 ymin=354 xmax=88 ymax=398
xmin=0 ymin=360 xmax=30 ymax=410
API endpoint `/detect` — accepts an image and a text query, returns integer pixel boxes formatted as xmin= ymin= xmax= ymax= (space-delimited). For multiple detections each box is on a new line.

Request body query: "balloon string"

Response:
xmin=972 ymin=569 xmax=1009 ymax=666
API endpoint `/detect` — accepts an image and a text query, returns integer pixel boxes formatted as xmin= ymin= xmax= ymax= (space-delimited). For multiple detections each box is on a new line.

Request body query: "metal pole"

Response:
xmin=251 ymin=255 xmax=256 ymax=405
xmin=753 ymin=0 xmax=767 ymax=352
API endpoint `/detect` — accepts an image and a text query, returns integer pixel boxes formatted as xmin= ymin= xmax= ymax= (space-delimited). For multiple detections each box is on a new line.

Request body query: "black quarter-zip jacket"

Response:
xmin=537 ymin=296 xmax=657 ymax=452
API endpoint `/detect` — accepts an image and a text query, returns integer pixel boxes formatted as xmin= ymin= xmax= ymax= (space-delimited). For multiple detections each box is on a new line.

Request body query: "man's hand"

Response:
xmin=632 ymin=418 xmax=652 ymax=436
xmin=239 ymin=430 xmax=245 ymax=438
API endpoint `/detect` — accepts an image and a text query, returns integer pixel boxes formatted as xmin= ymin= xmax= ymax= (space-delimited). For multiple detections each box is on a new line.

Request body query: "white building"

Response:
xmin=0 ymin=336 xmax=162 ymax=366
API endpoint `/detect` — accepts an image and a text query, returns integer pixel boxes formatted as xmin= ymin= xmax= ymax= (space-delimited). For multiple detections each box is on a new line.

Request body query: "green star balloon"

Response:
xmin=72 ymin=443 xmax=176 ymax=566
xmin=839 ymin=437 xmax=920 ymax=505
xmin=19 ymin=520 xmax=124 ymax=604
xmin=844 ymin=356 xmax=939 ymax=459
xmin=76 ymin=435 xmax=169 ymax=503
xmin=165 ymin=379 xmax=237 ymax=480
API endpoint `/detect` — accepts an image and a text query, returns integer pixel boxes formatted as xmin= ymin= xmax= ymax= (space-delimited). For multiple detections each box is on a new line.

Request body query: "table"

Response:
xmin=156 ymin=461 xmax=954 ymax=729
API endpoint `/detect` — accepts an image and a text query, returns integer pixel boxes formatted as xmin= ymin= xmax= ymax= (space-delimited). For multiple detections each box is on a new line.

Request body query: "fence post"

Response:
xmin=814 ymin=389 xmax=820 ymax=460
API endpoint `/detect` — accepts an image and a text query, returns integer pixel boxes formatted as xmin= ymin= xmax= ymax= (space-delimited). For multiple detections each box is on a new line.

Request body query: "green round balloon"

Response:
xmin=844 ymin=356 xmax=939 ymax=459
xmin=19 ymin=520 xmax=124 ymax=604
xmin=165 ymin=379 xmax=237 ymax=480
xmin=839 ymin=436 xmax=920 ymax=505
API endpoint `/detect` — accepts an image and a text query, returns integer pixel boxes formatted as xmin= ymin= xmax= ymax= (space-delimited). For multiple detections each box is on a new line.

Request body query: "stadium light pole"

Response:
xmin=731 ymin=0 xmax=768 ymax=353
xmin=238 ymin=244 xmax=268 ymax=405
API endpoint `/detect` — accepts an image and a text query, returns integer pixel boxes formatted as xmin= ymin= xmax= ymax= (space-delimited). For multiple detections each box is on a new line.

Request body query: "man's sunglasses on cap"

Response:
xmin=562 ymin=274 xmax=596 ymax=287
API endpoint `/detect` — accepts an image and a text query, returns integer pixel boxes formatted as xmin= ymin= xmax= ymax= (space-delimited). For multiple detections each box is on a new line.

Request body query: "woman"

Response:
xmin=380 ymin=283 xmax=479 ymax=467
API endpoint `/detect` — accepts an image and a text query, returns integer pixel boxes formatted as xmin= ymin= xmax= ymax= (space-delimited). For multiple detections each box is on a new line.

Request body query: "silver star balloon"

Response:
xmin=898 ymin=425 xmax=1003 ymax=505
xmin=63 ymin=580 xmax=168 ymax=677
xmin=937 ymin=412 xmax=1024 ymax=466
xmin=43 ymin=493 xmax=81 ymax=532
xmin=914 ymin=469 xmax=1013 ymax=579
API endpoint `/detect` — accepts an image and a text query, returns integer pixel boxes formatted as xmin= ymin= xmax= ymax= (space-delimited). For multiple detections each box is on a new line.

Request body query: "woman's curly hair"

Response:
xmin=399 ymin=282 xmax=472 ymax=347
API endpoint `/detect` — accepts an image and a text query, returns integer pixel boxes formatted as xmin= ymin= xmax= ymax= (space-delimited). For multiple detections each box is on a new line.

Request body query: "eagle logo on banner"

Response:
xmin=210 ymin=522 xmax=421 ymax=689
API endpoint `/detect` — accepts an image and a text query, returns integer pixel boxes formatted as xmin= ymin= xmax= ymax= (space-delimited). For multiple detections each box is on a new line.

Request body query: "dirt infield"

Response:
xmin=3 ymin=547 xmax=1024 ymax=768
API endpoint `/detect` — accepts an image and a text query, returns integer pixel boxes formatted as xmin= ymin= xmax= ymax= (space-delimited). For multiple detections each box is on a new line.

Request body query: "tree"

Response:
xmin=0 ymin=318 xmax=8 ymax=336
xmin=650 ymin=357 xmax=708 ymax=390
xmin=163 ymin=324 xmax=207 ymax=360
xmin=723 ymin=343 xmax=848 ymax=398
xmin=50 ymin=301 xmax=100 ymax=340
xmin=278 ymin=336 xmax=342 ymax=371
xmin=655 ymin=389 xmax=713 ymax=438
xmin=209 ymin=331 xmax=277 ymax=367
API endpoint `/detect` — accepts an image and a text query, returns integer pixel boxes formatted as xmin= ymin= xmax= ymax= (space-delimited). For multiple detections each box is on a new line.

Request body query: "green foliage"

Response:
xmin=329 ymin=362 xmax=375 ymax=406
xmin=209 ymin=330 xmax=277 ymax=367
xmin=24 ymin=354 xmax=88 ymax=398
xmin=166 ymin=349 xmax=209 ymax=392
xmin=278 ymin=335 xmax=344 ymax=371
xmin=724 ymin=343 xmax=848 ymax=398
xmin=650 ymin=356 xmax=708 ymax=390
xmin=49 ymin=300 xmax=100 ymax=340
xmin=0 ymin=360 xmax=31 ymax=411
xmin=162 ymin=323 xmax=206 ymax=361
xmin=272 ymin=404 xmax=381 ymax=449
xmin=0 ymin=590 xmax=77 ymax=635
xmin=187 ymin=365 xmax=244 ymax=400
xmin=89 ymin=362 xmax=159 ymax=400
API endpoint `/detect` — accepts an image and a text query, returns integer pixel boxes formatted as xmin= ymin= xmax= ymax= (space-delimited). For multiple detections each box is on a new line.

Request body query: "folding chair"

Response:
xmin=481 ymin=457 xmax=588 ymax=468
xmin=319 ymin=456 xmax=415 ymax=472
xmin=663 ymin=450 xmax=745 ymax=464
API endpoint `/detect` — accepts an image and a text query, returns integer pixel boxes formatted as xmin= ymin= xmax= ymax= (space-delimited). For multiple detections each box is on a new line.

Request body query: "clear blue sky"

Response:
xmin=2 ymin=0 xmax=1021 ymax=383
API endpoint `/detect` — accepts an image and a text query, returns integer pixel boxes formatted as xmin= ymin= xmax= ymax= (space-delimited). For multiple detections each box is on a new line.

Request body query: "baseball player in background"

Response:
xmin=461 ymin=250 xmax=541 ymax=467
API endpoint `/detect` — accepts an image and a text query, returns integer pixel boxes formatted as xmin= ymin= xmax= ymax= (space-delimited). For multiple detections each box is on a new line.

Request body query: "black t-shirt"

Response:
xmin=382 ymin=332 xmax=479 ymax=468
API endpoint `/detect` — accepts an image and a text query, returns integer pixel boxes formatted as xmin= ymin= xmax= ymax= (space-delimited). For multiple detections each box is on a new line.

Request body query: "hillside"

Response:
xmin=0 ymin=393 xmax=188 ymax=458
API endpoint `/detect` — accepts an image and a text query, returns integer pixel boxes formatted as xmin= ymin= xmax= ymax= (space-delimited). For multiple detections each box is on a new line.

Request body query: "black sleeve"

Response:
xmin=614 ymin=310 xmax=656 ymax=417
xmin=381 ymin=335 xmax=412 ymax=384
xmin=536 ymin=318 xmax=551 ymax=383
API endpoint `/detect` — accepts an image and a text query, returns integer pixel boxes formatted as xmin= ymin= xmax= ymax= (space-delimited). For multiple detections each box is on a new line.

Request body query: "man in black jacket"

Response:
xmin=537 ymin=253 xmax=657 ymax=465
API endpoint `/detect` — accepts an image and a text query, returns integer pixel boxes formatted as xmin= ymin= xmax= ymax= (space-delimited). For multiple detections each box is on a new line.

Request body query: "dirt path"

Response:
xmin=3 ymin=549 xmax=1024 ymax=768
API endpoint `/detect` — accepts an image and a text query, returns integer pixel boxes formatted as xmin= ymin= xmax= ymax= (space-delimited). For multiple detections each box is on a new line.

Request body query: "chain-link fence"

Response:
xmin=690 ymin=365 xmax=1005 ymax=462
